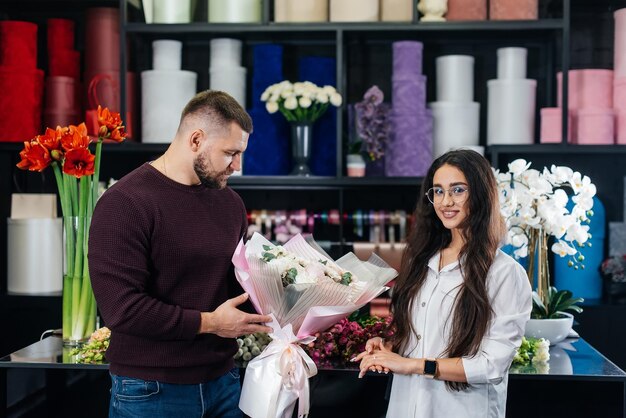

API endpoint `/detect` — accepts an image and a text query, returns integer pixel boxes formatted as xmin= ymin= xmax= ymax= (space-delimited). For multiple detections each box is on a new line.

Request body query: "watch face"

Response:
xmin=424 ymin=360 xmax=437 ymax=375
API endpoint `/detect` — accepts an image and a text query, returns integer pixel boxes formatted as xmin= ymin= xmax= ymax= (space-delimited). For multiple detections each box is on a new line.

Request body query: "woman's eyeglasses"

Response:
xmin=426 ymin=186 xmax=469 ymax=204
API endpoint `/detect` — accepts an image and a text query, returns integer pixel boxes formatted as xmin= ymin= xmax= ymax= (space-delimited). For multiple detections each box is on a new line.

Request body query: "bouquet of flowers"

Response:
xmin=510 ymin=336 xmax=550 ymax=374
xmin=232 ymin=232 xmax=397 ymax=418
xmin=69 ymin=326 xmax=111 ymax=364
xmin=260 ymin=80 xmax=342 ymax=123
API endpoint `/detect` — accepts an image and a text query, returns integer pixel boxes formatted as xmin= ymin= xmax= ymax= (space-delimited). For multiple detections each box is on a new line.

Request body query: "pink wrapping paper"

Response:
xmin=576 ymin=108 xmax=615 ymax=145
xmin=557 ymin=69 xmax=614 ymax=110
xmin=614 ymin=78 xmax=626 ymax=143
xmin=540 ymin=107 xmax=572 ymax=144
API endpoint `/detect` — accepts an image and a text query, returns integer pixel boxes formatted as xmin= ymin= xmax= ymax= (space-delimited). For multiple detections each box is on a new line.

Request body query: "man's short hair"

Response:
xmin=180 ymin=90 xmax=253 ymax=135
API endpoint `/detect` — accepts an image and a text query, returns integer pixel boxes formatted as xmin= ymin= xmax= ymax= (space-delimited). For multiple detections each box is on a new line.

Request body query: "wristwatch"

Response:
xmin=423 ymin=358 xmax=438 ymax=379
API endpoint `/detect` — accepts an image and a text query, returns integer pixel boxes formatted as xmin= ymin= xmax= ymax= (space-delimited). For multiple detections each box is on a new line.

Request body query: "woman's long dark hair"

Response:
xmin=391 ymin=150 xmax=505 ymax=391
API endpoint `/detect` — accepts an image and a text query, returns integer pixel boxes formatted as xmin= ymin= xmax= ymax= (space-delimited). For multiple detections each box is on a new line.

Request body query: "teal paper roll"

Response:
xmin=208 ymin=0 xmax=262 ymax=23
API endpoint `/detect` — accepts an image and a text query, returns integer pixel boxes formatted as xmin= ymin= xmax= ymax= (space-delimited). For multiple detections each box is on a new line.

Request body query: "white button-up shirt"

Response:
xmin=386 ymin=250 xmax=532 ymax=418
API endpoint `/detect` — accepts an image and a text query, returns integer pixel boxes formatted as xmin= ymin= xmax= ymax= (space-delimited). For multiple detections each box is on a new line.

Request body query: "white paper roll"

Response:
xmin=497 ymin=47 xmax=527 ymax=79
xmin=210 ymin=38 xmax=242 ymax=68
xmin=429 ymin=102 xmax=480 ymax=158
xmin=381 ymin=0 xmax=413 ymax=21
xmin=153 ymin=40 xmax=182 ymax=71
xmin=487 ymin=79 xmax=537 ymax=145
xmin=210 ymin=66 xmax=247 ymax=107
xmin=436 ymin=55 xmax=474 ymax=102
xmin=283 ymin=0 xmax=328 ymax=22
xmin=330 ymin=0 xmax=379 ymax=22
xmin=143 ymin=0 xmax=154 ymax=23
xmin=141 ymin=70 xmax=197 ymax=143
xmin=8 ymin=218 xmax=63 ymax=295
xmin=209 ymin=0 xmax=262 ymax=23
xmin=153 ymin=0 xmax=191 ymax=23
xmin=274 ymin=0 xmax=288 ymax=21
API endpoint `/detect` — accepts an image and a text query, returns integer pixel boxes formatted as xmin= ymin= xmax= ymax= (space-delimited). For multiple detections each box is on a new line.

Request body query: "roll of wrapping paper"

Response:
xmin=487 ymin=78 xmax=536 ymax=145
xmin=47 ymin=18 xmax=75 ymax=52
xmin=278 ymin=0 xmax=328 ymax=22
xmin=430 ymin=101 xmax=480 ymax=158
xmin=85 ymin=8 xmax=120 ymax=73
xmin=557 ymin=69 xmax=614 ymax=110
xmin=614 ymin=77 xmax=626 ymax=144
xmin=489 ymin=0 xmax=538 ymax=20
xmin=385 ymin=110 xmax=433 ymax=177
xmin=210 ymin=38 xmax=243 ymax=68
xmin=614 ymin=9 xmax=626 ymax=78
xmin=48 ymin=49 xmax=80 ymax=78
xmin=381 ymin=0 xmax=412 ymax=22
xmin=393 ymin=41 xmax=423 ymax=76
xmin=0 ymin=21 xmax=38 ymax=70
xmin=153 ymin=40 xmax=183 ymax=71
xmin=0 ymin=68 xmax=44 ymax=141
xmin=141 ymin=69 xmax=197 ymax=143
xmin=251 ymin=44 xmax=284 ymax=108
xmin=44 ymin=76 xmax=79 ymax=111
xmin=446 ymin=0 xmax=486 ymax=21
xmin=436 ymin=55 xmax=475 ymax=102
xmin=153 ymin=0 xmax=191 ymax=23
xmin=208 ymin=0 xmax=262 ymax=23
xmin=244 ymin=107 xmax=290 ymax=175
xmin=210 ymin=66 xmax=247 ymax=107
xmin=330 ymin=0 xmax=379 ymax=22
xmin=392 ymin=75 xmax=426 ymax=114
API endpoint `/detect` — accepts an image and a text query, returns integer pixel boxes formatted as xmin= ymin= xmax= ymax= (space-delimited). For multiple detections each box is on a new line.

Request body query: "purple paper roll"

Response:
xmin=392 ymin=75 xmax=427 ymax=114
xmin=393 ymin=41 xmax=424 ymax=76
xmin=385 ymin=111 xmax=433 ymax=176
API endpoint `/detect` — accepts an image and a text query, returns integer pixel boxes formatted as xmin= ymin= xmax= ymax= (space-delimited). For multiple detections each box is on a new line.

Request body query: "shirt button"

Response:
xmin=421 ymin=302 xmax=426 ymax=307
xmin=417 ymin=334 xmax=422 ymax=341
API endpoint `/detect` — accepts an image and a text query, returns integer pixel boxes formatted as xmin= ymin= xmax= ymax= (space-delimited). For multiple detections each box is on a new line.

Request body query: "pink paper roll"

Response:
xmin=540 ymin=107 xmax=572 ymax=144
xmin=614 ymin=9 xmax=626 ymax=78
xmin=557 ymin=69 xmax=614 ymax=110
xmin=447 ymin=0 xmax=487 ymax=21
xmin=489 ymin=0 xmax=537 ymax=20
xmin=0 ymin=21 xmax=38 ymax=69
xmin=43 ymin=110 xmax=81 ymax=129
xmin=576 ymin=108 xmax=615 ymax=145
xmin=85 ymin=8 xmax=120 ymax=73
xmin=614 ymin=77 xmax=626 ymax=143
xmin=49 ymin=49 xmax=80 ymax=78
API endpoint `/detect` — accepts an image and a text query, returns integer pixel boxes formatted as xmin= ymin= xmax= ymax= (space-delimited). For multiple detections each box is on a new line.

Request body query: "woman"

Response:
xmin=354 ymin=150 xmax=532 ymax=417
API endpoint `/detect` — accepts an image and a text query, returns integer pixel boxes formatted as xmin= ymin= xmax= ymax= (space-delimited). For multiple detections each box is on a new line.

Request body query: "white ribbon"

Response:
xmin=239 ymin=314 xmax=318 ymax=418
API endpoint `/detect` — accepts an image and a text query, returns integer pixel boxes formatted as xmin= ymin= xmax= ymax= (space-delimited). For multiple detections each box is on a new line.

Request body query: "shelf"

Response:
xmin=124 ymin=19 xmax=565 ymax=35
xmin=228 ymin=176 xmax=423 ymax=189
xmin=488 ymin=144 xmax=626 ymax=155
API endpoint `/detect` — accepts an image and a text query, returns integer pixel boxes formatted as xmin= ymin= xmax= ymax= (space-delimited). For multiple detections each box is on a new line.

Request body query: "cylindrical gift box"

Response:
xmin=141 ymin=70 xmax=197 ymax=143
xmin=277 ymin=0 xmax=328 ymax=22
xmin=154 ymin=0 xmax=191 ymax=23
xmin=487 ymin=79 xmax=536 ymax=145
xmin=540 ymin=107 xmax=572 ymax=144
xmin=497 ymin=47 xmax=527 ymax=79
xmin=616 ymin=111 xmax=626 ymax=145
xmin=48 ymin=49 xmax=80 ymax=78
xmin=393 ymin=41 xmax=423 ymax=76
xmin=392 ymin=75 xmax=426 ymax=114
xmin=385 ymin=111 xmax=433 ymax=177
xmin=615 ymin=9 xmax=626 ymax=77
xmin=436 ymin=55 xmax=474 ymax=102
xmin=211 ymin=38 xmax=242 ymax=68
xmin=47 ymin=18 xmax=74 ymax=52
xmin=557 ymin=69 xmax=614 ymax=110
xmin=0 ymin=21 xmax=38 ymax=69
xmin=209 ymin=0 xmax=262 ymax=23
xmin=430 ymin=102 xmax=480 ymax=158
xmin=8 ymin=218 xmax=63 ymax=295
xmin=44 ymin=110 xmax=81 ymax=129
xmin=614 ymin=77 xmax=626 ymax=144
xmin=85 ymin=8 xmax=120 ymax=73
xmin=209 ymin=66 xmax=247 ymax=107
xmin=381 ymin=0 xmax=412 ymax=22
xmin=153 ymin=40 xmax=182 ymax=70
xmin=576 ymin=108 xmax=615 ymax=145
xmin=446 ymin=0 xmax=486 ymax=21
xmin=489 ymin=0 xmax=538 ymax=20
xmin=0 ymin=68 xmax=44 ymax=142
xmin=330 ymin=0 xmax=379 ymax=22
xmin=45 ymin=76 xmax=78 ymax=112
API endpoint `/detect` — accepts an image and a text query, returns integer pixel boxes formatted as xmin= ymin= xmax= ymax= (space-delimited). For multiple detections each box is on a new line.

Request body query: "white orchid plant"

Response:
xmin=494 ymin=159 xmax=597 ymax=269
xmin=260 ymin=80 xmax=342 ymax=123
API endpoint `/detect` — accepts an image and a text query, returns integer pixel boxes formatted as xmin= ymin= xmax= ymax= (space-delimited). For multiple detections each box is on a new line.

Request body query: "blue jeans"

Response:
xmin=108 ymin=368 xmax=242 ymax=418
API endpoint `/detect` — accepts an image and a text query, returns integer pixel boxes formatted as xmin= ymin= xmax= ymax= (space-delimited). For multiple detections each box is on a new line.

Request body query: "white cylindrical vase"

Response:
xmin=209 ymin=66 xmax=247 ymax=107
xmin=152 ymin=40 xmax=183 ymax=71
xmin=497 ymin=47 xmax=527 ymax=79
xmin=330 ymin=0 xmax=379 ymax=22
xmin=153 ymin=0 xmax=191 ymax=23
xmin=436 ymin=55 xmax=474 ymax=102
xmin=8 ymin=218 xmax=63 ymax=295
xmin=210 ymin=38 xmax=243 ymax=68
xmin=487 ymin=79 xmax=537 ymax=145
xmin=141 ymin=70 xmax=197 ymax=143
xmin=430 ymin=102 xmax=480 ymax=158
xmin=208 ymin=0 xmax=262 ymax=23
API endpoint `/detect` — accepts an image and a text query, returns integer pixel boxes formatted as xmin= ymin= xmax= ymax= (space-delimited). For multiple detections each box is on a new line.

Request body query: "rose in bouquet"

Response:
xmin=232 ymin=232 xmax=397 ymax=418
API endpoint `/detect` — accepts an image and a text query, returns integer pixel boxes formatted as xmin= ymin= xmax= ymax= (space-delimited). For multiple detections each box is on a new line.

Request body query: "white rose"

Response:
xmin=299 ymin=97 xmax=312 ymax=108
xmin=329 ymin=92 xmax=343 ymax=107
xmin=265 ymin=101 xmax=279 ymax=114
xmin=284 ymin=96 xmax=298 ymax=110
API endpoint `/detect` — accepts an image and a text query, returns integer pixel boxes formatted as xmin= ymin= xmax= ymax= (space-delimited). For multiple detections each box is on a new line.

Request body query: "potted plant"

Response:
xmin=525 ymin=286 xmax=584 ymax=345
xmin=351 ymin=85 xmax=390 ymax=177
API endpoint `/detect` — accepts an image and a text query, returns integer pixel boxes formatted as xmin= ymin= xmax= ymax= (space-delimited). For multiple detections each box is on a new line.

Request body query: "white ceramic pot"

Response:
xmin=524 ymin=313 xmax=573 ymax=345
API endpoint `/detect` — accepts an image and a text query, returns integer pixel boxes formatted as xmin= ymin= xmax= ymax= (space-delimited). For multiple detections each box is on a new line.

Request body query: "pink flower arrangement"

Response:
xmin=303 ymin=315 xmax=394 ymax=365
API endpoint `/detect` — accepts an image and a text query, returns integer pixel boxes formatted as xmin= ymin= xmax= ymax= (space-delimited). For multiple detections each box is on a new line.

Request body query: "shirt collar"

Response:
xmin=427 ymin=252 xmax=461 ymax=273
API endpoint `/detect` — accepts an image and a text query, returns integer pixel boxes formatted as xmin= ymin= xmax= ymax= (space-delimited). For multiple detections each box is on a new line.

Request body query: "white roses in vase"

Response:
xmin=260 ymin=80 xmax=342 ymax=122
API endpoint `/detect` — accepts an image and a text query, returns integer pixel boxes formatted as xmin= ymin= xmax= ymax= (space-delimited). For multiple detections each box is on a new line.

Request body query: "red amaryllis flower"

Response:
xmin=61 ymin=123 xmax=91 ymax=151
xmin=63 ymin=147 xmax=95 ymax=178
xmin=16 ymin=140 xmax=52 ymax=172
xmin=37 ymin=127 xmax=62 ymax=151
xmin=97 ymin=105 xmax=127 ymax=142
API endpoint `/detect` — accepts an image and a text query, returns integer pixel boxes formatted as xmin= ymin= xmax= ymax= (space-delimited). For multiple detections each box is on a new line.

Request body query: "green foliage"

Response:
xmin=531 ymin=286 xmax=584 ymax=319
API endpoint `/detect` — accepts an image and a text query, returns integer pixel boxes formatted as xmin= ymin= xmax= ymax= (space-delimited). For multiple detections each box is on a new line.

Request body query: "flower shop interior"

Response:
xmin=2 ymin=0 xmax=626 ymax=417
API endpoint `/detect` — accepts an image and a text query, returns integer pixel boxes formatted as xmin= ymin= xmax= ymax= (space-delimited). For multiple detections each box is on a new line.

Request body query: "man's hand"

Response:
xmin=199 ymin=293 xmax=272 ymax=338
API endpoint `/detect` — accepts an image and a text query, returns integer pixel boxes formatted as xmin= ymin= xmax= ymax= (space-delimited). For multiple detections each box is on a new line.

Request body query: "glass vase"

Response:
xmin=290 ymin=122 xmax=313 ymax=176
xmin=527 ymin=227 xmax=550 ymax=305
xmin=63 ymin=215 xmax=97 ymax=346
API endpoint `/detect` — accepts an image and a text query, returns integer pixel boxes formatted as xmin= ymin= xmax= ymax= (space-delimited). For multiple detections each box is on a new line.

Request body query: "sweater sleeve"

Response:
xmin=88 ymin=189 xmax=200 ymax=341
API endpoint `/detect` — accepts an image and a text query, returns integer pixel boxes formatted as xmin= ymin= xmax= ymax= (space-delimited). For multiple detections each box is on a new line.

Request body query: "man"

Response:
xmin=89 ymin=90 xmax=272 ymax=417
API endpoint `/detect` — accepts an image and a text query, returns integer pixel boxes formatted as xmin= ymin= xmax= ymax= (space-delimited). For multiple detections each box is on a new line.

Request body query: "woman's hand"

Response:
xmin=353 ymin=339 xmax=416 ymax=378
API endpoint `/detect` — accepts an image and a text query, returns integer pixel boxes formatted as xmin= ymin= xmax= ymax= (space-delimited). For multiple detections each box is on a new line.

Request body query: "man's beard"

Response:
xmin=193 ymin=154 xmax=230 ymax=189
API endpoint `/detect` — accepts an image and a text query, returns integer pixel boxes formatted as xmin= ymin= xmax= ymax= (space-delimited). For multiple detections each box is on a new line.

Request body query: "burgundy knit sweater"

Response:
xmin=89 ymin=163 xmax=247 ymax=384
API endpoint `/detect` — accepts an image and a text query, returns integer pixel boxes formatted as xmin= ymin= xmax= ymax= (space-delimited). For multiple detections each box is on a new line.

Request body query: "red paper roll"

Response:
xmin=47 ymin=18 xmax=75 ymax=52
xmin=85 ymin=8 xmax=120 ymax=73
xmin=48 ymin=49 xmax=80 ymax=78
xmin=0 ymin=21 xmax=38 ymax=70
xmin=0 ymin=67 xmax=44 ymax=141
xmin=447 ymin=0 xmax=487 ymax=21
xmin=45 ymin=76 xmax=79 ymax=111
xmin=43 ymin=110 xmax=81 ymax=129
xmin=490 ymin=0 xmax=538 ymax=20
